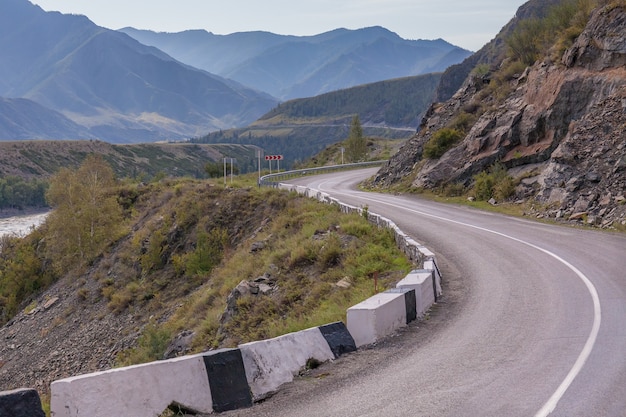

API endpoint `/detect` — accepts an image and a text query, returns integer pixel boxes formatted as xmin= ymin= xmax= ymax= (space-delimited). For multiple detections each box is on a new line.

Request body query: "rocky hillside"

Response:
xmin=374 ymin=1 xmax=626 ymax=229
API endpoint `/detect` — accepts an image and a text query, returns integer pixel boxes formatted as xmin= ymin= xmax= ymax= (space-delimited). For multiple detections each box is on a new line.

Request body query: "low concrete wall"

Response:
xmin=240 ymin=327 xmax=336 ymax=401
xmin=51 ymin=349 xmax=251 ymax=417
xmin=0 ymin=388 xmax=45 ymax=417
xmin=281 ymin=181 xmax=444 ymax=348
xmin=424 ymin=258 xmax=443 ymax=299
xmin=396 ymin=269 xmax=436 ymax=317
xmin=347 ymin=289 xmax=416 ymax=347
xmin=50 ymin=323 xmax=356 ymax=415
xmin=240 ymin=322 xmax=356 ymax=401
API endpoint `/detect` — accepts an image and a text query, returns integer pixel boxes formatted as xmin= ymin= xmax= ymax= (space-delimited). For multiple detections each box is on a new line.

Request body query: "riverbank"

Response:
xmin=0 ymin=210 xmax=49 ymax=238
xmin=0 ymin=207 xmax=50 ymax=219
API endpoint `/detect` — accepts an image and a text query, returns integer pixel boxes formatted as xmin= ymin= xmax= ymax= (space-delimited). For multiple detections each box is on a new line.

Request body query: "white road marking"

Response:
xmin=316 ymin=181 xmax=602 ymax=416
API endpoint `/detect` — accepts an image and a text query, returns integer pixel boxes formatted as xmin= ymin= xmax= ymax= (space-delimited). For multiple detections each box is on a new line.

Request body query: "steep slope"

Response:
xmin=374 ymin=1 xmax=626 ymax=228
xmin=120 ymin=26 xmax=471 ymax=100
xmin=0 ymin=98 xmax=94 ymax=140
xmin=431 ymin=0 xmax=564 ymax=103
xmin=0 ymin=0 xmax=278 ymax=142
xmin=0 ymin=180 xmax=410 ymax=397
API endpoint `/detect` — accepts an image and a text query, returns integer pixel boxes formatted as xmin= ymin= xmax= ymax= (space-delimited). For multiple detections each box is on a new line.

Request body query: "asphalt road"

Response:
xmin=228 ymin=168 xmax=626 ymax=417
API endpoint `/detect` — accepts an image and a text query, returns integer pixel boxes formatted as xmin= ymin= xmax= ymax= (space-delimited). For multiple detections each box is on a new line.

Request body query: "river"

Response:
xmin=0 ymin=211 xmax=49 ymax=238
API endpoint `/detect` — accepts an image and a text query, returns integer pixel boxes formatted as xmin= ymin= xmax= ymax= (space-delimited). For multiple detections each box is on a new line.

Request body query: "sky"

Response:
xmin=31 ymin=0 xmax=527 ymax=51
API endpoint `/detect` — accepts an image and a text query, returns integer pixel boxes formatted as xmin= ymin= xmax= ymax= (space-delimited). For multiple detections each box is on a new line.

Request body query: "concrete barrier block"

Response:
xmin=346 ymin=291 xmax=409 ymax=347
xmin=419 ymin=247 xmax=436 ymax=258
xmin=385 ymin=288 xmax=417 ymax=323
xmin=51 ymin=353 xmax=214 ymax=417
xmin=203 ymin=349 xmax=252 ymax=412
xmin=424 ymin=258 xmax=442 ymax=298
xmin=396 ymin=269 xmax=436 ymax=316
xmin=239 ymin=327 xmax=335 ymax=401
xmin=0 ymin=388 xmax=45 ymax=417
xmin=318 ymin=321 xmax=357 ymax=358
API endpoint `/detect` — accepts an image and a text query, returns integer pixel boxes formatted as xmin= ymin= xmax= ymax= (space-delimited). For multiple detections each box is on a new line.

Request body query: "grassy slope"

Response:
xmin=0 ymin=140 xmax=262 ymax=179
xmin=0 ymin=175 xmax=413 ymax=394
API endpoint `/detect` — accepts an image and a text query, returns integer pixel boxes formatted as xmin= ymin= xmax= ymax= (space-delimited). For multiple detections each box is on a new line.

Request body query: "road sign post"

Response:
xmin=264 ymin=155 xmax=284 ymax=174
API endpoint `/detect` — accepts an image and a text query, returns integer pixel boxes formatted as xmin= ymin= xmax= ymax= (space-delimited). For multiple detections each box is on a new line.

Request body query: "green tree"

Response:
xmin=204 ymin=162 xmax=223 ymax=178
xmin=345 ymin=114 xmax=367 ymax=163
xmin=45 ymin=155 xmax=124 ymax=271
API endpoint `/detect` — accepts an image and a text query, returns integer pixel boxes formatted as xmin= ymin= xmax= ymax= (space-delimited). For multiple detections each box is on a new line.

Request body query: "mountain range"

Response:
xmin=120 ymin=27 xmax=471 ymax=100
xmin=0 ymin=0 xmax=277 ymax=143
xmin=0 ymin=0 xmax=470 ymax=143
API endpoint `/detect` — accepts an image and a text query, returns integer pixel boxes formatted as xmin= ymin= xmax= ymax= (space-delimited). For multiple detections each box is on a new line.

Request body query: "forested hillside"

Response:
xmin=193 ymin=73 xmax=441 ymax=166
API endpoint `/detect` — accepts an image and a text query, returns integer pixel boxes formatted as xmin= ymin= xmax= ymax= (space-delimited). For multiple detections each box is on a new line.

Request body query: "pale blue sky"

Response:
xmin=32 ymin=0 xmax=527 ymax=51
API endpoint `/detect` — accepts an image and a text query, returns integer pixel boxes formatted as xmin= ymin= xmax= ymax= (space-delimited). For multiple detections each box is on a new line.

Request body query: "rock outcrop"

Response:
xmin=375 ymin=3 xmax=626 ymax=228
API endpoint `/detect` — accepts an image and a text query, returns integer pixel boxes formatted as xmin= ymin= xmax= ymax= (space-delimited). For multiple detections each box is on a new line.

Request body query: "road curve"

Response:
xmin=230 ymin=168 xmax=626 ymax=417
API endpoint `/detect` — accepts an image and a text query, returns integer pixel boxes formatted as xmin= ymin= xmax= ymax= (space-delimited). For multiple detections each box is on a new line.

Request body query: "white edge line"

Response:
xmin=316 ymin=184 xmax=602 ymax=416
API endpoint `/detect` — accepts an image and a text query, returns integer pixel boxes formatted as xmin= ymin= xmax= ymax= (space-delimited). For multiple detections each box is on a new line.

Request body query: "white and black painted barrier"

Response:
xmin=50 ymin=322 xmax=356 ymax=416
xmin=240 ymin=321 xmax=356 ymax=401
xmin=397 ymin=269 xmax=439 ymax=317
xmin=347 ymin=287 xmax=417 ymax=347
xmin=51 ymin=349 xmax=252 ymax=416
xmin=0 ymin=388 xmax=46 ymax=417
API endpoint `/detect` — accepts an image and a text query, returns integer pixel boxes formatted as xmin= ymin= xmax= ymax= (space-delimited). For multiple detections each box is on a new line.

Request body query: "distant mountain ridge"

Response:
xmin=0 ymin=0 xmax=471 ymax=143
xmin=0 ymin=0 xmax=278 ymax=142
xmin=120 ymin=26 xmax=472 ymax=100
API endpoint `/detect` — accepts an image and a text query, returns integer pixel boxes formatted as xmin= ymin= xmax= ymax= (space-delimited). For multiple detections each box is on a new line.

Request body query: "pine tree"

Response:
xmin=345 ymin=114 xmax=367 ymax=163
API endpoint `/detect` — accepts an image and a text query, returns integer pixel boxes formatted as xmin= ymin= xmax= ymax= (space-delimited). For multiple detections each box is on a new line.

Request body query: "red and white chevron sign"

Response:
xmin=264 ymin=155 xmax=283 ymax=161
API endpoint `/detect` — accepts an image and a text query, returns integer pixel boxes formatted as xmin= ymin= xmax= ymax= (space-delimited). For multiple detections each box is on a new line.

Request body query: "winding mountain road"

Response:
xmin=230 ymin=168 xmax=626 ymax=417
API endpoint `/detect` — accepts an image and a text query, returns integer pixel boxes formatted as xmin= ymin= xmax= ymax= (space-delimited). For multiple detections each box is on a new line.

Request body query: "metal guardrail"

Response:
xmin=259 ymin=160 xmax=386 ymax=187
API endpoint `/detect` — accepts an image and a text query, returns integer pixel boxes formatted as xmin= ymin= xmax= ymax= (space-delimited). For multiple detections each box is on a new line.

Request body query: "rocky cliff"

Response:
xmin=374 ymin=2 xmax=626 ymax=229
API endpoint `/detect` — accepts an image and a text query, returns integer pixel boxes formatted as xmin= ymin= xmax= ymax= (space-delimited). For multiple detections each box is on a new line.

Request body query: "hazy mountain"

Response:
xmin=0 ymin=0 xmax=278 ymax=143
xmin=0 ymin=97 xmax=95 ymax=140
xmin=120 ymin=26 xmax=472 ymax=100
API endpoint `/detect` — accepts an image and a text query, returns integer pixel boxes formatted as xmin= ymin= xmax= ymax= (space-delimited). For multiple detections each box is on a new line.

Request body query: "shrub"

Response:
xmin=117 ymin=323 xmax=172 ymax=366
xmin=423 ymin=128 xmax=463 ymax=159
xmin=442 ymin=182 xmax=466 ymax=197
xmin=506 ymin=0 xmax=596 ymax=66
xmin=317 ymin=234 xmax=343 ymax=269
xmin=473 ymin=171 xmax=496 ymax=201
xmin=472 ymin=162 xmax=516 ymax=201
xmin=448 ymin=112 xmax=477 ymax=134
